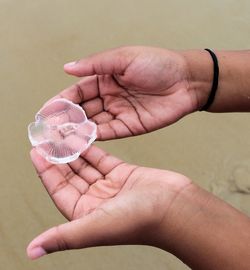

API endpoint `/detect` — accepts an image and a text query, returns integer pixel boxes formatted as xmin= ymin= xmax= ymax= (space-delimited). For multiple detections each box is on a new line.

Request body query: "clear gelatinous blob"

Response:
xmin=28 ymin=98 xmax=96 ymax=164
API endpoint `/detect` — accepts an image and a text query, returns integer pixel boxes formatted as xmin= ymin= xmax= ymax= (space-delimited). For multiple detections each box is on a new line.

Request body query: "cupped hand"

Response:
xmin=27 ymin=145 xmax=191 ymax=259
xmin=51 ymin=46 xmax=201 ymax=140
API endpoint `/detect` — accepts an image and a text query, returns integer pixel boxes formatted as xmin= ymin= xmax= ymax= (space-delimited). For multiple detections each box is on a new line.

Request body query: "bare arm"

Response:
xmin=182 ymin=50 xmax=250 ymax=112
xmin=59 ymin=47 xmax=250 ymax=142
xmin=155 ymin=183 xmax=250 ymax=270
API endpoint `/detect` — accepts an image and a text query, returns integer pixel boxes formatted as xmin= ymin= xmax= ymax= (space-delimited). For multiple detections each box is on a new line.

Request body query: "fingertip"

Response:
xmin=29 ymin=148 xmax=50 ymax=173
xmin=27 ymin=245 xmax=47 ymax=260
xmin=63 ymin=64 xmax=84 ymax=77
xmin=64 ymin=61 xmax=77 ymax=69
xmin=30 ymin=148 xmax=44 ymax=163
xmin=65 ymin=61 xmax=77 ymax=66
xmin=26 ymin=228 xmax=54 ymax=260
xmin=63 ymin=61 xmax=80 ymax=75
xmin=30 ymin=148 xmax=38 ymax=160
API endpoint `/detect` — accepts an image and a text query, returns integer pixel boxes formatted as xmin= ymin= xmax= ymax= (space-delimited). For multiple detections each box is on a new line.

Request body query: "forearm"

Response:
xmin=156 ymin=183 xmax=250 ymax=270
xmin=181 ymin=50 xmax=250 ymax=112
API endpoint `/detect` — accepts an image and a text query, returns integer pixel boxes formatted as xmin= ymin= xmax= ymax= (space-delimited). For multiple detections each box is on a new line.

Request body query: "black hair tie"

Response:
xmin=200 ymin=48 xmax=219 ymax=111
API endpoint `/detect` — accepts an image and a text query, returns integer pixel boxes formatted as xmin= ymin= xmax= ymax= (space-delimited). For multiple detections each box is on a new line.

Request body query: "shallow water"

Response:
xmin=1 ymin=1 xmax=250 ymax=269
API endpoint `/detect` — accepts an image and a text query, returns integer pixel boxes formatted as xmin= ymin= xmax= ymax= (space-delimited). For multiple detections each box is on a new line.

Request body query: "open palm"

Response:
xmin=27 ymin=145 xmax=190 ymax=259
xmin=50 ymin=46 xmax=199 ymax=140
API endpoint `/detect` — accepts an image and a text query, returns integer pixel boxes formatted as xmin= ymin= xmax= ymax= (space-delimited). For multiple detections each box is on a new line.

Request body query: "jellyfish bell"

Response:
xmin=28 ymin=98 xmax=96 ymax=164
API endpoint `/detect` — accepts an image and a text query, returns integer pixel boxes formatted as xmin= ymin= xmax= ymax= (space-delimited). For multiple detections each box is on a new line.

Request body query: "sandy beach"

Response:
xmin=1 ymin=1 xmax=250 ymax=269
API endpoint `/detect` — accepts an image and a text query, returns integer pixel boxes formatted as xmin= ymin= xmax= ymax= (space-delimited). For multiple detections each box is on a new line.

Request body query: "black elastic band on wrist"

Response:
xmin=200 ymin=48 xmax=219 ymax=111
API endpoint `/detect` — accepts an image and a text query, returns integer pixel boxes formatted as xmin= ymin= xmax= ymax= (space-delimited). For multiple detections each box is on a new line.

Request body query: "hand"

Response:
xmin=27 ymin=145 xmax=191 ymax=259
xmin=50 ymin=46 xmax=208 ymax=140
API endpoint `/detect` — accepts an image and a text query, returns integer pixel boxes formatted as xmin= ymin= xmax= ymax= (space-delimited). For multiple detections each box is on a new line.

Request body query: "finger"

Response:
xmin=91 ymin=111 xmax=114 ymax=124
xmin=81 ymin=97 xmax=104 ymax=118
xmin=82 ymin=145 xmax=124 ymax=175
xmin=26 ymin=203 xmax=137 ymax=260
xmin=69 ymin=156 xmax=103 ymax=184
xmin=63 ymin=47 xmax=132 ymax=77
xmin=45 ymin=76 xmax=100 ymax=106
xmin=30 ymin=149 xmax=88 ymax=219
xmin=96 ymin=120 xmax=134 ymax=141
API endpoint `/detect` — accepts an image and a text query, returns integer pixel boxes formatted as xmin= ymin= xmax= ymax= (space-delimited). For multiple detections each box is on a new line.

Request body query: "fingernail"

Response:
xmin=28 ymin=246 xmax=47 ymax=260
xmin=64 ymin=61 xmax=77 ymax=67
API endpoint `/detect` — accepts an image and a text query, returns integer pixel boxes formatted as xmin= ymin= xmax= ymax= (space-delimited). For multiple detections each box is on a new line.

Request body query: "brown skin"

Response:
xmin=181 ymin=49 xmax=250 ymax=112
xmin=27 ymin=47 xmax=250 ymax=269
xmin=27 ymin=146 xmax=250 ymax=269
xmin=27 ymin=146 xmax=191 ymax=256
xmin=49 ymin=46 xmax=210 ymax=140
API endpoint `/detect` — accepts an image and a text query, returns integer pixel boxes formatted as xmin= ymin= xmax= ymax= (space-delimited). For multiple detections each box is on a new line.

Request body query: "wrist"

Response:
xmin=206 ymin=50 xmax=250 ymax=112
xmin=154 ymin=181 xmax=250 ymax=270
xmin=179 ymin=50 xmax=213 ymax=111
xmin=181 ymin=50 xmax=250 ymax=112
xmin=151 ymin=182 xmax=211 ymax=252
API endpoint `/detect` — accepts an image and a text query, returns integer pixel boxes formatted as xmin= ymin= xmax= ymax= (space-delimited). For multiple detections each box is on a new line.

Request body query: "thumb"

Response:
xmin=63 ymin=47 xmax=135 ymax=77
xmin=27 ymin=207 xmax=140 ymax=260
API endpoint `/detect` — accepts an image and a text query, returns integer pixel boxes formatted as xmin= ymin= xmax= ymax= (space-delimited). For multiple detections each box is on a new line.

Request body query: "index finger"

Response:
xmin=46 ymin=75 xmax=100 ymax=106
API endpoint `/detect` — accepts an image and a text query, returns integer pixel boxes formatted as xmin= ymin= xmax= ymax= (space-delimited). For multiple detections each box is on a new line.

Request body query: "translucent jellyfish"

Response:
xmin=28 ymin=98 xmax=96 ymax=164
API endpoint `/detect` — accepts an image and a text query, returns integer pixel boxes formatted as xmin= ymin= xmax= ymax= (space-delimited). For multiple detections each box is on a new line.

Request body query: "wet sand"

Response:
xmin=1 ymin=1 xmax=250 ymax=269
